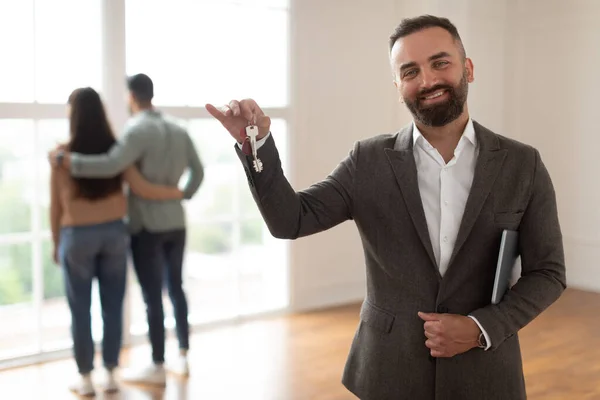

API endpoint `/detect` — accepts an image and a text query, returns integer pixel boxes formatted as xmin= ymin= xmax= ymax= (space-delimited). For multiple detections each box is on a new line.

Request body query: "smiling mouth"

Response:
xmin=421 ymin=89 xmax=447 ymax=100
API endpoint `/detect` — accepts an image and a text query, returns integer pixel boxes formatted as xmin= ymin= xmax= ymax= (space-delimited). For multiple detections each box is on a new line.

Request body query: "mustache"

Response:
xmin=418 ymin=85 xmax=453 ymax=97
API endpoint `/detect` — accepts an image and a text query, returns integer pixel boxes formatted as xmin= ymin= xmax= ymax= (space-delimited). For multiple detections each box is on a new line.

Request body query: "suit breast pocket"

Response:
xmin=494 ymin=211 xmax=524 ymax=230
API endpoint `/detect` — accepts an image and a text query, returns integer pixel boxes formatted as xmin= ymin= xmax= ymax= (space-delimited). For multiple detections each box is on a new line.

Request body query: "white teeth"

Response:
xmin=424 ymin=91 xmax=445 ymax=100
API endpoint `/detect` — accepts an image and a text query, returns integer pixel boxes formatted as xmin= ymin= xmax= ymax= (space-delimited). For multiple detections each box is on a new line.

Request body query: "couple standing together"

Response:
xmin=49 ymin=74 xmax=203 ymax=396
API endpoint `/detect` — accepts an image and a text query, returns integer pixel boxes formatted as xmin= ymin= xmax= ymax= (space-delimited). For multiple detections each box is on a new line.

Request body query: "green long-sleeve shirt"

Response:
xmin=70 ymin=109 xmax=204 ymax=233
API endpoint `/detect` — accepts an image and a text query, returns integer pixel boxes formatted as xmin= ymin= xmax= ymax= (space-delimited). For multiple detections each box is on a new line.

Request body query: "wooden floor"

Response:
xmin=0 ymin=288 xmax=598 ymax=399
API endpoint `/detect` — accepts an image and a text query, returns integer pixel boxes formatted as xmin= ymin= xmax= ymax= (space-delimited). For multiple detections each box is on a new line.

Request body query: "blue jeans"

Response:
xmin=60 ymin=219 xmax=129 ymax=375
xmin=130 ymin=228 xmax=189 ymax=364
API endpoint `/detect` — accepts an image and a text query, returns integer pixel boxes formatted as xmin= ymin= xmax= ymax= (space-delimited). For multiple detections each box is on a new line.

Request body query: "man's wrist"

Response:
xmin=468 ymin=315 xmax=491 ymax=350
xmin=467 ymin=317 xmax=482 ymax=348
xmin=236 ymin=131 xmax=271 ymax=152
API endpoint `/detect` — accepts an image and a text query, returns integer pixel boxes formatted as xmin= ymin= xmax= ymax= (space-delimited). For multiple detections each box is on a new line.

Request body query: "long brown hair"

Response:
xmin=67 ymin=87 xmax=123 ymax=200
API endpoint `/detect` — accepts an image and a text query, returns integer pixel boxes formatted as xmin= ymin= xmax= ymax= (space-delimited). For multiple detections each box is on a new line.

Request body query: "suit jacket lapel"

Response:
xmin=385 ymin=125 xmax=440 ymax=279
xmin=445 ymin=121 xmax=507 ymax=273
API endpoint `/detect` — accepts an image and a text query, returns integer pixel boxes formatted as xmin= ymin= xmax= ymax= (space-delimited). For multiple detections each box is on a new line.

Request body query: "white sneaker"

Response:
xmin=69 ymin=374 xmax=95 ymax=397
xmin=120 ymin=364 xmax=166 ymax=386
xmin=167 ymin=355 xmax=189 ymax=377
xmin=103 ymin=369 xmax=119 ymax=393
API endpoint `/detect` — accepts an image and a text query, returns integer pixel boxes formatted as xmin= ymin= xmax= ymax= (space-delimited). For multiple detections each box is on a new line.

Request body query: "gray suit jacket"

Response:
xmin=235 ymin=121 xmax=566 ymax=400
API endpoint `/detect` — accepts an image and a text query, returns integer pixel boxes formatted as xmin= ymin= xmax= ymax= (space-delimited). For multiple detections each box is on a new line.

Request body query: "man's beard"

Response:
xmin=404 ymin=73 xmax=468 ymax=127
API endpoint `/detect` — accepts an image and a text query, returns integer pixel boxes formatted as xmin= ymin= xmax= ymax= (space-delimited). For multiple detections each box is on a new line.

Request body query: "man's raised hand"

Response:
xmin=205 ymin=99 xmax=271 ymax=143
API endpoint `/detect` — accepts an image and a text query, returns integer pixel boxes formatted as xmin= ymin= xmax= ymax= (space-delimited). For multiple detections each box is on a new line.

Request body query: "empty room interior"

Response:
xmin=0 ymin=0 xmax=598 ymax=399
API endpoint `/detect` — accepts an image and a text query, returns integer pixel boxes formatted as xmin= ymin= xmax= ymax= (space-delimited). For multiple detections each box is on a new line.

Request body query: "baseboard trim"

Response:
xmin=291 ymin=280 xmax=365 ymax=312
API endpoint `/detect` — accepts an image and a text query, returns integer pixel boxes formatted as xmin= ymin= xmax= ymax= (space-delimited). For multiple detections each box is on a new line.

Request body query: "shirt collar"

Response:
xmin=412 ymin=118 xmax=477 ymax=148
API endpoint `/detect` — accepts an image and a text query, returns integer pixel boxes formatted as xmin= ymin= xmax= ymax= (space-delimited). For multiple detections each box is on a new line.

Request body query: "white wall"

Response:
xmin=288 ymin=0 xmax=399 ymax=310
xmin=506 ymin=0 xmax=600 ymax=291
xmin=288 ymin=0 xmax=600 ymax=311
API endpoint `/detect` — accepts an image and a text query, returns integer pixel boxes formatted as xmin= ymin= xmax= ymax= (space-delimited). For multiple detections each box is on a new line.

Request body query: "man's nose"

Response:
xmin=419 ymin=68 xmax=440 ymax=90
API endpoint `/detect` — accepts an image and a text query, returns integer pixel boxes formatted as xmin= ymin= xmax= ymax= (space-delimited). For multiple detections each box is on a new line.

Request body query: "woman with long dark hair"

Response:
xmin=50 ymin=87 xmax=182 ymax=396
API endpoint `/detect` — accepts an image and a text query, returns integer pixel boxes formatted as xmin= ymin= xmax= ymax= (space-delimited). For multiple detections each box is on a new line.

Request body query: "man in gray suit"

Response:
xmin=206 ymin=15 xmax=566 ymax=400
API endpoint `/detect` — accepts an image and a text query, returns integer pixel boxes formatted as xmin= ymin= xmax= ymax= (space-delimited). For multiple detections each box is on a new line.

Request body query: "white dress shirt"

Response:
xmin=412 ymin=119 xmax=490 ymax=350
xmin=247 ymin=121 xmax=491 ymax=349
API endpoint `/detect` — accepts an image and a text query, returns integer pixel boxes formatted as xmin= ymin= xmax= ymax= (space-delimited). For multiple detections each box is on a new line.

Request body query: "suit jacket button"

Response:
xmin=437 ymin=305 xmax=449 ymax=314
xmin=429 ymin=355 xmax=435 ymax=362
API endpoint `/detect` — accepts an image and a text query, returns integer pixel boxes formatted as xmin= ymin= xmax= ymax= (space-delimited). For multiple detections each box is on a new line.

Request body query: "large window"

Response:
xmin=0 ymin=0 xmax=102 ymax=103
xmin=125 ymin=0 xmax=290 ymax=336
xmin=0 ymin=0 xmax=289 ymax=365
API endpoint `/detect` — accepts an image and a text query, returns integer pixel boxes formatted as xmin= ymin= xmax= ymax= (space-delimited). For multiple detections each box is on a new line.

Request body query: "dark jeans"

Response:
xmin=130 ymin=228 xmax=189 ymax=364
xmin=60 ymin=219 xmax=129 ymax=375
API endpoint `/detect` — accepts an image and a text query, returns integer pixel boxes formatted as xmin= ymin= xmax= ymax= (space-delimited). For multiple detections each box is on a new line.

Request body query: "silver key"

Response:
xmin=246 ymin=125 xmax=263 ymax=172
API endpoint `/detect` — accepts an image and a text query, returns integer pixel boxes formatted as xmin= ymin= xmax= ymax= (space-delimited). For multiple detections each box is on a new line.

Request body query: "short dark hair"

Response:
xmin=126 ymin=73 xmax=154 ymax=103
xmin=389 ymin=15 xmax=466 ymax=58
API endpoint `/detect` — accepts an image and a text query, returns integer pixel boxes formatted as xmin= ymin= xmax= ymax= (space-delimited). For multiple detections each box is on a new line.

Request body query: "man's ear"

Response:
xmin=465 ymin=58 xmax=475 ymax=83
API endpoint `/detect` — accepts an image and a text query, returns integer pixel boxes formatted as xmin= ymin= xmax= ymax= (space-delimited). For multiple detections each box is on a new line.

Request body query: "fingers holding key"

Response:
xmin=228 ymin=100 xmax=241 ymax=117
xmin=206 ymin=98 xmax=271 ymax=140
xmin=239 ymin=99 xmax=270 ymax=138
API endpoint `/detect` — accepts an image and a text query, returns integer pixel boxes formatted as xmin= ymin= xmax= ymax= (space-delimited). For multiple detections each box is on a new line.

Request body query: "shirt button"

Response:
xmin=443 ymin=236 xmax=448 ymax=243
xmin=444 ymin=201 xmax=449 ymax=206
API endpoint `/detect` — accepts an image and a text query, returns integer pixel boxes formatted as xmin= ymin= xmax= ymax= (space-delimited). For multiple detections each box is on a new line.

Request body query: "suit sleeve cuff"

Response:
xmin=236 ymin=132 xmax=271 ymax=151
xmin=182 ymin=188 xmax=193 ymax=200
xmin=468 ymin=315 xmax=492 ymax=350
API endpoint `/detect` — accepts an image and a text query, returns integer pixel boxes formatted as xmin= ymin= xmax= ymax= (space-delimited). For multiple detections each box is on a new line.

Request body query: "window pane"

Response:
xmin=41 ymin=239 xmax=64 ymax=301
xmin=188 ymin=222 xmax=233 ymax=256
xmin=187 ymin=119 xmax=237 ymax=166
xmin=126 ymin=0 xmax=288 ymax=107
xmin=0 ymin=243 xmax=33 ymax=306
xmin=0 ymin=242 xmax=37 ymax=359
xmin=0 ymin=1 xmax=34 ymax=102
xmin=0 ymin=120 xmax=34 ymax=234
xmin=185 ymin=118 xmax=287 ymax=220
xmin=34 ymin=0 xmax=102 ymax=103
xmin=185 ymin=222 xmax=238 ymax=323
xmin=37 ymin=120 xmax=69 ymax=231
xmin=183 ymin=165 xmax=235 ymax=222
xmin=186 ymin=119 xmax=238 ymax=221
xmin=130 ymin=221 xmax=239 ymax=334
xmin=40 ymin=239 xmax=71 ymax=352
xmin=241 ymin=219 xmax=265 ymax=246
